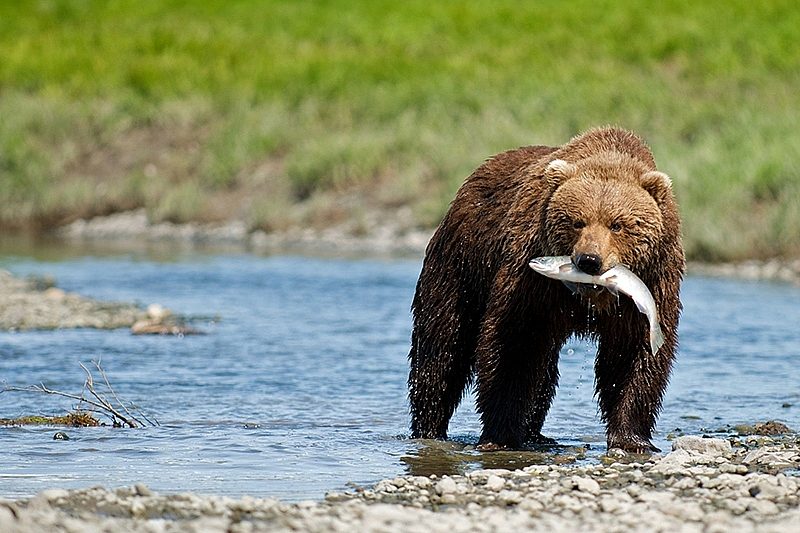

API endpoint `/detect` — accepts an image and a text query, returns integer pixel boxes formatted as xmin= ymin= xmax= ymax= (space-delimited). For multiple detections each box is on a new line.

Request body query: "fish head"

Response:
xmin=527 ymin=255 xmax=571 ymax=276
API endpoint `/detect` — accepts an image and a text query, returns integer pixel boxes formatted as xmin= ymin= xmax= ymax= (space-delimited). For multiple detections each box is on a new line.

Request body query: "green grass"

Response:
xmin=1 ymin=0 xmax=799 ymax=260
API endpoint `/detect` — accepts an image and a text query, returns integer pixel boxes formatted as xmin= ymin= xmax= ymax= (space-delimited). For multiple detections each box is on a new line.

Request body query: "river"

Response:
xmin=1 ymin=247 xmax=798 ymax=500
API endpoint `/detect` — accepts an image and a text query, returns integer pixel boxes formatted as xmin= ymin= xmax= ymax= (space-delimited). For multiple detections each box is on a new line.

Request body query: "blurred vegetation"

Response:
xmin=0 ymin=411 xmax=99 ymax=427
xmin=0 ymin=0 xmax=798 ymax=260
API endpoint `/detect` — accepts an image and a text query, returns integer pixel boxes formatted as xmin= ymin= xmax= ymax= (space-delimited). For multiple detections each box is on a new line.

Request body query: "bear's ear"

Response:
xmin=639 ymin=170 xmax=673 ymax=206
xmin=544 ymin=159 xmax=577 ymax=187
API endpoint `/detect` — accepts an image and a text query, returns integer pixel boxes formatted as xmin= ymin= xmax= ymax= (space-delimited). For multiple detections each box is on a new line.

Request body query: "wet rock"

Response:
xmin=131 ymin=313 xmax=201 ymax=335
xmin=58 ymin=207 xmax=433 ymax=257
xmin=753 ymin=421 xmax=792 ymax=436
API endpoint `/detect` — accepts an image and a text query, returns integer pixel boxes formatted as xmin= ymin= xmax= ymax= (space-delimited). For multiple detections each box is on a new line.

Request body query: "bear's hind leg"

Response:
xmin=408 ymin=340 xmax=473 ymax=440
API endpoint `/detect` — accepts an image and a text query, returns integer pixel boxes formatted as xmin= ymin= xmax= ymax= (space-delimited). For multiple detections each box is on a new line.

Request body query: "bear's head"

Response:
xmin=543 ymin=153 xmax=673 ymax=278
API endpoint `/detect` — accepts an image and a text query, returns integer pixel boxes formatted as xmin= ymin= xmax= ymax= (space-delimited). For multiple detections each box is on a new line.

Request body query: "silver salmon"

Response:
xmin=528 ymin=256 xmax=665 ymax=355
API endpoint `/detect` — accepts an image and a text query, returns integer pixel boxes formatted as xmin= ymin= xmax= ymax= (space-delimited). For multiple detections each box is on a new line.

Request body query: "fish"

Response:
xmin=528 ymin=256 xmax=665 ymax=355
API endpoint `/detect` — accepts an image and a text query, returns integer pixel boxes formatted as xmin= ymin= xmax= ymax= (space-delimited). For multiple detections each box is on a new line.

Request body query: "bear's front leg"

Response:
xmin=474 ymin=315 xmax=568 ymax=450
xmin=595 ymin=324 xmax=676 ymax=454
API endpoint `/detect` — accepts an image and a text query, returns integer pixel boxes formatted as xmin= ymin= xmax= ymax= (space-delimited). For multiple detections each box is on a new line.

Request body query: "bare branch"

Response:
xmin=4 ymin=383 xmax=112 ymax=415
xmin=2 ymin=361 xmax=156 ymax=428
xmin=93 ymin=360 xmax=146 ymax=428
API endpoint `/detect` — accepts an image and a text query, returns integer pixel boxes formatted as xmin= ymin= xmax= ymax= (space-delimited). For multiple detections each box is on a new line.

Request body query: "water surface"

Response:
xmin=1 ymin=250 xmax=798 ymax=500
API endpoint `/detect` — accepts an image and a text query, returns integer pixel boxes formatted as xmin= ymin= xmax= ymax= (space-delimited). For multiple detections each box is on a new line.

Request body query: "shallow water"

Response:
xmin=1 ymin=248 xmax=799 ymax=500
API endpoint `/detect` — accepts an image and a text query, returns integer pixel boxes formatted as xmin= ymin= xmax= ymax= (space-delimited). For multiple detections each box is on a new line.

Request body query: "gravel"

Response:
xmin=0 ymin=270 xmax=147 ymax=331
xmin=0 ymin=270 xmax=192 ymax=333
xmin=2 ymin=436 xmax=800 ymax=532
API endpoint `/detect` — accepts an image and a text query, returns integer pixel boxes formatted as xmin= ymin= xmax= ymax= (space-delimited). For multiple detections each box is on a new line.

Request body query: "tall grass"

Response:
xmin=0 ymin=0 xmax=798 ymax=259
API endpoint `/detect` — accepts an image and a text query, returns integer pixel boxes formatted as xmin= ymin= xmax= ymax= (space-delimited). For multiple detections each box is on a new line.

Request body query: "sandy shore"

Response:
xmin=1 ymin=436 xmax=799 ymax=532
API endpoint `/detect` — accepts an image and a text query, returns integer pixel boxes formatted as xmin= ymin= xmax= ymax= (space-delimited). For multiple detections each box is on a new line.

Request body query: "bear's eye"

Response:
xmin=609 ymin=222 xmax=622 ymax=233
xmin=572 ymin=220 xmax=585 ymax=229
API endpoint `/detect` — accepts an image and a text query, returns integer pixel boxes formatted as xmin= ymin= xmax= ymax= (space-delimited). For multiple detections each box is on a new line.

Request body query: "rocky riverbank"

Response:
xmin=1 ymin=435 xmax=799 ymax=532
xmin=56 ymin=208 xmax=432 ymax=257
xmin=55 ymin=209 xmax=800 ymax=283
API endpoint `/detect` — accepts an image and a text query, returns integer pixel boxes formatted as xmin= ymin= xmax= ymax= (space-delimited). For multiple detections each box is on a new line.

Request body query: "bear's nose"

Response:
xmin=575 ymin=253 xmax=602 ymax=275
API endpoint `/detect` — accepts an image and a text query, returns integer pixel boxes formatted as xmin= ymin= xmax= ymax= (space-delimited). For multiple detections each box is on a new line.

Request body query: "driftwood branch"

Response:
xmin=91 ymin=359 xmax=147 ymax=427
xmin=2 ymin=359 xmax=157 ymax=428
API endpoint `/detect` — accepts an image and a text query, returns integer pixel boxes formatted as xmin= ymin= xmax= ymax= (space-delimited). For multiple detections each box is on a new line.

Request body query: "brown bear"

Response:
xmin=408 ymin=127 xmax=684 ymax=453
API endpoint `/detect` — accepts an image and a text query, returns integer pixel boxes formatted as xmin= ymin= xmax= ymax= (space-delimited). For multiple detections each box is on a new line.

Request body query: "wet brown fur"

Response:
xmin=408 ymin=127 xmax=684 ymax=453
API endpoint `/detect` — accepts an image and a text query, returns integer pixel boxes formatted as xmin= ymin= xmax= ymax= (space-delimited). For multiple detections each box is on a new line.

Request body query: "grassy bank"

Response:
xmin=1 ymin=0 xmax=798 ymax=260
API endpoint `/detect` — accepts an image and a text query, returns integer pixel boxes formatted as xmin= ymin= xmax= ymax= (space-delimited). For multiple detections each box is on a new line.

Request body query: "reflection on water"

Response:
xmin=400 ymin=439 xmax=590 ymax=478
xmin=1 ymin=247 xmax=799 ymax=500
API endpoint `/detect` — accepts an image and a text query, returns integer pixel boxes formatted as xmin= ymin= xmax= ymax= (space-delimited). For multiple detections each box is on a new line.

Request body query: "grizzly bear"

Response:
xmin=408 ymin=127 xmax=684 ymax=453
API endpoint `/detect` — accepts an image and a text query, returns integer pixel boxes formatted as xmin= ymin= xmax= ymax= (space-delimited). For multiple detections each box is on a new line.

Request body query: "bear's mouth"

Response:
xmin=574 ymin=283 xmax=606 ymax=299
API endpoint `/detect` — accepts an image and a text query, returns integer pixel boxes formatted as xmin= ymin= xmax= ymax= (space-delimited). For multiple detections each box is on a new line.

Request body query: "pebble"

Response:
xmin=484 ymin=475 xmax=505 ymax=492
xmin=571 ymin=476 xmax=600 ymax=495
xmin=434 ymin=477 xmax=457 ymax=496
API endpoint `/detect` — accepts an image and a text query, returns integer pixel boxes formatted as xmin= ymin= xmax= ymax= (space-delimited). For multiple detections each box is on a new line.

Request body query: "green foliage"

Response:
xmin=0 ymin=0 xmax=798 ymax=259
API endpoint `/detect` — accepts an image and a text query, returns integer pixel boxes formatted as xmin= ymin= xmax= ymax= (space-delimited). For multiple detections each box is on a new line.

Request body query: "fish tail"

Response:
xmin=650 ymin=325 xmax=666 ymax=355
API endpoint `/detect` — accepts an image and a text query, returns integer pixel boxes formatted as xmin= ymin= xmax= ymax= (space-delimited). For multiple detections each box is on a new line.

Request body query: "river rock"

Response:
xmin=649 ymin=450 xmax=693 ymax=475
xmin=570 ymin=476 xmax=600 ymax=495
xmin=484 ymin=475 xmax=505 ymax=492
xmin=672 ymin=435 xmax=732 ymax=456
xmin=434 ymin=477 xmax=458 ymax=496
xmin=742 ymin=447 xmax=797 ymax=467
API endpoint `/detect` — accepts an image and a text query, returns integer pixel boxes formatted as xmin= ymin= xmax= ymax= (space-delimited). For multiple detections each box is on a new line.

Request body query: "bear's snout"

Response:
xmin=574 ymin=253 xmax=603 ymax=275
